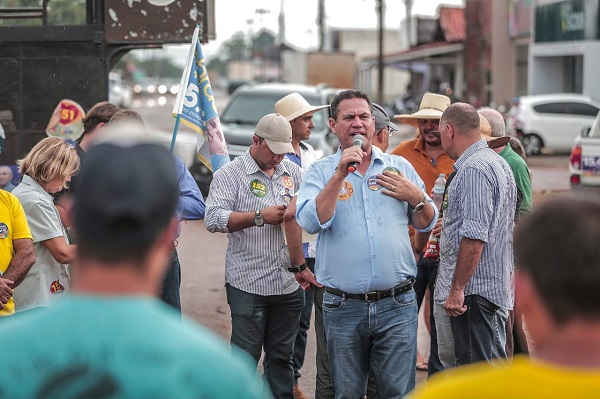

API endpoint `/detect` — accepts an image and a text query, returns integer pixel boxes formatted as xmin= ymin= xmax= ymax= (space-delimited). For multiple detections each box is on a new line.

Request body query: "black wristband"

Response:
xmin=287 ymin=263 xmax=307 ymax=273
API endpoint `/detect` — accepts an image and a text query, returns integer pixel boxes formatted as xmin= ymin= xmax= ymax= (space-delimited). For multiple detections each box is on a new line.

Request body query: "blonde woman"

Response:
xmin=12 ymin=137 xmax=79 ymax=312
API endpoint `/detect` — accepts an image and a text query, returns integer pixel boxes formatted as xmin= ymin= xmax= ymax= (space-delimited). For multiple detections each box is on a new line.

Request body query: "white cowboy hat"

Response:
xmin=275 ymin=93 xmax=329 ymax=121
xmin=394 ymin=93 xmax=451 ymax=127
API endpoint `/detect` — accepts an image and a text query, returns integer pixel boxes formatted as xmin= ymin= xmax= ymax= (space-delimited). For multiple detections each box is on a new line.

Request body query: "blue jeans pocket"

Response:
xmin=322 ymin=291 xmax=344 ymax=311
xmin=392 ymin=289 xmax=417 ymax=308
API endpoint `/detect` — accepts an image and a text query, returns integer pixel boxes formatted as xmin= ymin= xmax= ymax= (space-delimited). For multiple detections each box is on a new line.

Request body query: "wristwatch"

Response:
xmin=410 ymin=195 xmax=427 ymax=213
xmin=254 ymin=210 xmax=265 ymax=227
xmin=287 ymin=263 xmax=307 ymax=273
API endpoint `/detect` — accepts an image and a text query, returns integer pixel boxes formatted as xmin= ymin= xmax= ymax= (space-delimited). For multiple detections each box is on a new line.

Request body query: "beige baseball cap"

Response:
xmin=255 ymin=113 xmax=294 ymax=154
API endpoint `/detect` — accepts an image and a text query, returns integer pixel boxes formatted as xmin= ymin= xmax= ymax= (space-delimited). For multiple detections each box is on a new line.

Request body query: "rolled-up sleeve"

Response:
xmin=296 ymin=163 xmax=334 ymax=234
xmin=204 ymin=168 xmax=235 ymax=234
xmin=458 ymin=167 xmax=493 ymax=243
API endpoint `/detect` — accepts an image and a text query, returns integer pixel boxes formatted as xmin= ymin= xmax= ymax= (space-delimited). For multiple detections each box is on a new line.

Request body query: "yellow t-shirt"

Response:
xmin=409 ymin=356 xmax=600 ymax=399
xmin=0 ymin=190 xmax=33 ymax=316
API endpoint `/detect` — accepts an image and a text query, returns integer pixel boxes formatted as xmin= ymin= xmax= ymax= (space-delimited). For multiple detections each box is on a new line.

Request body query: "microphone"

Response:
xmin=347 ymin=134 xmax=365 ymax=173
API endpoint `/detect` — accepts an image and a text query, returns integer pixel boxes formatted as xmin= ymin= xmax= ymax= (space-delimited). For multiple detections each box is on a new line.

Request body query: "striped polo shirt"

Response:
xmin=204 ymin=149 xmax=303 ymax=296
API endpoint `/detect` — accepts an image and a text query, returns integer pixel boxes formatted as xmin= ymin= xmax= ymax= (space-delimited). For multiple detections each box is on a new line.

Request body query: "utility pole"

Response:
xmin=317 ymin=0 xmax=325 ymax=52
xmin=376 ymin=0 xmax=384 ymax=104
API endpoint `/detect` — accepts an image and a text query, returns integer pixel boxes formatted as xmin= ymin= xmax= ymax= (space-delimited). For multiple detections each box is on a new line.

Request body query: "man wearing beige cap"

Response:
xmin=391 ymin=92 xmax=454 ymax=375
xmin=275 ymin=93 xmax=328 ymax=399
xmin=205 ymin=113 xmax=318 ymax=399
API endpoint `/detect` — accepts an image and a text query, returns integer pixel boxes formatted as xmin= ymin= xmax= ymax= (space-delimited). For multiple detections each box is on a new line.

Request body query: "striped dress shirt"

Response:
xmin=204 ymin=149 xmax=303 ymax=296
xmin=435 ymin=141 xmax=516 ymax=310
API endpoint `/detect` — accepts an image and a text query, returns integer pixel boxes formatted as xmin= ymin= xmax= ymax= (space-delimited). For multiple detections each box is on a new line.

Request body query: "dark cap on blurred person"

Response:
xmin=372 ymin=103 xmax=398 ymax=132
xmin=73 ymin=141 xmax=179 ymax=257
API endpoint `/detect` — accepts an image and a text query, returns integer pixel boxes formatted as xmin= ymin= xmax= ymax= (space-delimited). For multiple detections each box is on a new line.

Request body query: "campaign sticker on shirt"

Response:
xmin=338 ymin=181 xmax=354 ymax=200
xmin=280 ymin=188 xmax=294 ymax=206
xmin=282 ymin=175 xmax=294 ymax=190
xmin=50 ymin=280 xmax=65 ymax=294
xmin=383 ymin=166 xmax=400 ymax=175
xmin=0 ymin=223 xmax=8 ymax=239
xmin=367 ymin=176 xmax=382 ymax=191
xmin=250 ymin=179 xmax=268 ymax=198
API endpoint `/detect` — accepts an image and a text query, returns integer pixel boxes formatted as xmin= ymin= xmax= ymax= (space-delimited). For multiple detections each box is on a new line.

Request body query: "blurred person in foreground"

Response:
xmin=410 ymin=195 xmax=600 ymax=398
xmin=0 ymin=139 xmax=266 ymax=398
xmin=392 ymin=92 xmax=454 ymax=375
xmin=0 ymin=133 xmax=35 ymax=317
xmin=275 ymin=92 xmax=328 ymax=399
xmin=205 ymin=113 xmax=317 ymax=399
xmin=433 ymin=103 xmax=516 ymax=369
xmin=12 ymin=137 xmax=79 ymax=312
xmin=296 ymin=90 xmax=437 ymax=398
xmin=105 ymin=109 xmax=205 ymax=313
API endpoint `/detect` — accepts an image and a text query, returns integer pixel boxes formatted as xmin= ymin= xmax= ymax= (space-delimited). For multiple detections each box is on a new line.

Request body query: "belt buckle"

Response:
xmin=364 ymin=291 xmax=377 ymax=302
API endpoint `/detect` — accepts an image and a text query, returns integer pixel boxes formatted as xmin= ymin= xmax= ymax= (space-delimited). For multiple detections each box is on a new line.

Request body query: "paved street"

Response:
xmin=133 ymin=89 xmax=572 ymax=397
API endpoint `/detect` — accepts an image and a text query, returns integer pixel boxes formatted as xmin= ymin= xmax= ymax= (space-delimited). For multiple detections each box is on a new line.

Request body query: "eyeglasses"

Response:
xmin=418 ymin=119 xmax=439 ymax=125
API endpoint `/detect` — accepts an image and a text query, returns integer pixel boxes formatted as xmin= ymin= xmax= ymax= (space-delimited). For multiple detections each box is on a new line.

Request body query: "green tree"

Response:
xmin=221 ymin=31 xmax=250 ymax=61
xmin=0 ymin=0 xmax=86 ymax=27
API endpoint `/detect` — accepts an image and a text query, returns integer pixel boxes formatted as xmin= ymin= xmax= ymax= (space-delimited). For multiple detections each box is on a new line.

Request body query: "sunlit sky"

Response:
xmin=161 ymin=0 xmax=463 ymax=63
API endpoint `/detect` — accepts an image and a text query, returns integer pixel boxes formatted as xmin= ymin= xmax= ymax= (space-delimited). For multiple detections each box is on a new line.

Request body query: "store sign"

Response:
xmin=535 ymin=0 xmax=593 ymax=42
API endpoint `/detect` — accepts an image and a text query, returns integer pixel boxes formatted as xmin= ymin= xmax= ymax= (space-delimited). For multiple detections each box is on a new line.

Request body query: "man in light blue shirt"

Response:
xmin=296 ymin=90 xmax=437 ymax=399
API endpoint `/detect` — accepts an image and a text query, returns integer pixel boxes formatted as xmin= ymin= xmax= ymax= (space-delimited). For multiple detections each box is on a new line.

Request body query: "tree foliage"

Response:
xmin=0 ymin=0 xmax=86 ymax=27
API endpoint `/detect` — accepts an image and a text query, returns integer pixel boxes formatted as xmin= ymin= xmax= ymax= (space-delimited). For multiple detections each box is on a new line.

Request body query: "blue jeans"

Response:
xmin=449 ymin=294 xmax=508 ymax=366
xmin=226 ymin=284 xmax=304 ymax=399
xmin=322 ymin=288 xmax=418 ymax=399
xmin=293 ymin=258 xmax=315 ymax=383
xmin=413 ymin=255 xmax=443 ymax=376
xmin=314 ymin=286 xmax=336 ymax=399
xmin=159 ymin=250 xmax=181 ymax=312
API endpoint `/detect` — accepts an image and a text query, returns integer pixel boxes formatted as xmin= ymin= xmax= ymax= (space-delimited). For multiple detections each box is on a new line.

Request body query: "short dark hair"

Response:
xmin=514 ymin=195 xmax=600 ymax=324
xmin=107 ymin=109 xmax=145 ymax=127
xmin=330 ymin=90 xmax=372 ymax=121
xmin=440 ymin=103 xmax=480 ymax=135
xmin=81 ymin=101 xmax=121 ymax=137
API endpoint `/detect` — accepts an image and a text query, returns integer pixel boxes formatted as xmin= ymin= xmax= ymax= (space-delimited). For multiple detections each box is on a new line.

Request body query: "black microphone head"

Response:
xmin=352 ymin=134 xmax=365 ymax=147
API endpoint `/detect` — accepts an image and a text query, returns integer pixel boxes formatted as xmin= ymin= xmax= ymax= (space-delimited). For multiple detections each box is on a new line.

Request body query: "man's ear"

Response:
xmin=328 ymin=118 xmax=336 ymax=133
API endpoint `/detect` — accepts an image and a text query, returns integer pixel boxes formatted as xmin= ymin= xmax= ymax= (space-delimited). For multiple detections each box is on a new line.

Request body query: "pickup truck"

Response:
xmin=569 ymin=113 xmax=600 ymax=192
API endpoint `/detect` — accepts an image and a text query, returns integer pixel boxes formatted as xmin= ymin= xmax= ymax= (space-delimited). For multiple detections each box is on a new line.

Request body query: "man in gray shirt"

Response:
xmin=205 ymin=113 xmax=317 ymax=399
xmin=434 ymin=103 xmax=516 ymax=369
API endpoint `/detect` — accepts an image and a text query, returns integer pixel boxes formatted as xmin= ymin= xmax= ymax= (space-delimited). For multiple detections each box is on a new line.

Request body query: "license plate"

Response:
xmin=582 ymin=155 xmax=600 ymax=175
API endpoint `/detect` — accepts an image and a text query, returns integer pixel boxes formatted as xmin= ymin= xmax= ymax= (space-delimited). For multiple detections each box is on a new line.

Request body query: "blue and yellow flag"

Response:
xmin=172 ymin=26 xmax=230 ymax=173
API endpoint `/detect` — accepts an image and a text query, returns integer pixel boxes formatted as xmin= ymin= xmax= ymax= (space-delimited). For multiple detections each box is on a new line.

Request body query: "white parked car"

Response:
xmin=569 ymin=113 xmax=600 ymax=193
xmin=108 ymin=72 xmax=132 ymax=108
xmin=506 ymin=94 xmax=600 ymax=155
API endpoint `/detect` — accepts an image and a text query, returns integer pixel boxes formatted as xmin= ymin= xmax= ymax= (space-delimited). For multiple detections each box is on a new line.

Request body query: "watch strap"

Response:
xmin=287 ymin=263 xmax=307 ymax=273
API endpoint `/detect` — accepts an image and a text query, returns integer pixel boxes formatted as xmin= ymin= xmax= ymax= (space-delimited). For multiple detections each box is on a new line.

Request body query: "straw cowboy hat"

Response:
xmin=394 ymin=93 xmax=451 ymax=127
xmin=479 ymin=113 xmax=511 ymax=149
xmin=275 ymin=93 xmax=329 ymax=121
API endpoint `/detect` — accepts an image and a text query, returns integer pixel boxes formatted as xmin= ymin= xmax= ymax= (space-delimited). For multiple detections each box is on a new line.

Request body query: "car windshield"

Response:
xmin=221 ymin=92 xmax=327 ymax=131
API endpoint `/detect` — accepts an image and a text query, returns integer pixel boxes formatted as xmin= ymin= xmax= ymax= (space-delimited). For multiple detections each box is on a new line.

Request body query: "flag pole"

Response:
xmin=170 ymin=114 xmax=181 ymax=154
xmin=170 ymin=25 xmax=201 ymax=154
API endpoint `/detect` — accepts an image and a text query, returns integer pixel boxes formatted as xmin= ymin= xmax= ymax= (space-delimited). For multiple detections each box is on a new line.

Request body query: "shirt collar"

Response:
xmin=453 ymin=140 xmax=487 ymax=171
xmin=241 ymin=148 xmax=292 ymax=178
xmin=20 ymin=175 xmax=54 ymax=201
xmin=333 ymin=145 xmax=386 ymax=168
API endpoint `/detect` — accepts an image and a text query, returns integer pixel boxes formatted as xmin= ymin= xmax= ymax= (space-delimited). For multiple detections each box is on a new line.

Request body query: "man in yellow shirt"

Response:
xmin=0 ymin=132 xmax=35 ymax=316
xmin=409 ymin=195 xmax=600 ymax=398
